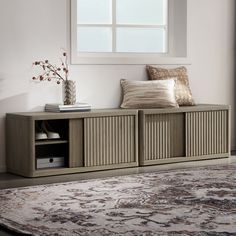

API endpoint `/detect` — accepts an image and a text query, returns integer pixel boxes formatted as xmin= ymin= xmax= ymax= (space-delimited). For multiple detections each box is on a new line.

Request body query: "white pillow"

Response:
xmin=120 ymin=79 xmax=178 ymax=109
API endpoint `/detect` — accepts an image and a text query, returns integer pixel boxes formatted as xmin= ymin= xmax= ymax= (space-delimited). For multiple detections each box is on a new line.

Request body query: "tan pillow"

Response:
xmin=120 ymin=79 xmax=179 ymax=109
xmin=146 ymin=65 xmax=195 ymax=106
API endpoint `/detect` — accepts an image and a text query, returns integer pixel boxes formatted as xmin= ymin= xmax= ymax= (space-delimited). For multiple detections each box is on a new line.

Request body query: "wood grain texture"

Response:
xmin=144 ymin=113 xmax=184 ymax=160
xmin=6 ymin=109 xmax=138 ymax=177
xmin=84 ymin=115 xmax=137 ymax=167
xmin=6 ymin=106 xmax=230 ymax=177
xmin=6 ymin=115 xmax=34 ymax=177
xmin=140 ymin=153 xmax=229 ymax=166
xmin=7 ymin=109 xmax=138 ymax=120
xmin=69 ymin=119 xmax=84 ymax=167
xmin=139 ymin=105 xmax=230 ymax=166
xmin=31 ymin=162 xmax=138 ymax=177
xmin=7 ymin=105 xmax=229 ymax=119
xmin=186 ymin=110 xmax=229 ymax=156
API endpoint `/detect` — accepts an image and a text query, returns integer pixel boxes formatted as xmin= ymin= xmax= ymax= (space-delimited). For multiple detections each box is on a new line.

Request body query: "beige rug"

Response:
xmin=0 ymin=164 xmax=236 ymax=235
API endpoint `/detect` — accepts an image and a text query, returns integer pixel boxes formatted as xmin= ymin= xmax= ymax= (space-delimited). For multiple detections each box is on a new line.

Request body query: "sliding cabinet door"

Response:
xmin=140 ymin=113 xmax=185 ymax=164
xmin=185 ymin=110 xmax=229 ymax=157
xmin=84 ymin=115 xmax=137 ymax=167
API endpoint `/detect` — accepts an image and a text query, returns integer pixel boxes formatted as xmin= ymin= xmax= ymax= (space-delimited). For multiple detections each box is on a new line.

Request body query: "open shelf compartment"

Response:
xmin=34 ymin=119 xmax=69 ymax=170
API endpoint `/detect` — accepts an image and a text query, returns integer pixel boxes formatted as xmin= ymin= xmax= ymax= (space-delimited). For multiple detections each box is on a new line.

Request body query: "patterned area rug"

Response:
xmin=0 ymin=164 xmax=236 ymax=236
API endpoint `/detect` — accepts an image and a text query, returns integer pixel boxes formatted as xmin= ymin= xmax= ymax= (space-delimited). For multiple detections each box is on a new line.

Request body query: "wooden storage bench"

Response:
xmin=6 ymin=109 xmax=139 ymax=177
xmin=6 ymin=104 xmax=230 ymax=177
xmin=138 ymin=104 xmax=230 ymax=166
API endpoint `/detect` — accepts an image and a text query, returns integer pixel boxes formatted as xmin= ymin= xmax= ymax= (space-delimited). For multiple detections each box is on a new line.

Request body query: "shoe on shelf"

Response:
xmin=35 ymin=123 xmax=48 ymax=140
xmin=41 ymin=121 xmax=60 ymax=139
xmin=35 ymin=132 xmax=48 ymax=140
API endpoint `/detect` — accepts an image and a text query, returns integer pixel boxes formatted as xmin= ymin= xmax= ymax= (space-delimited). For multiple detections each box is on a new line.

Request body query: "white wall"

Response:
xmin=0 ymin=0 xmax=235 ymax=172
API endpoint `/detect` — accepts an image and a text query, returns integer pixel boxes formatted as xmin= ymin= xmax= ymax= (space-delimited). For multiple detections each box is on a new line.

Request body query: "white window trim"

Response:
xmin=71 ymin=0 xmax=190 ymax=65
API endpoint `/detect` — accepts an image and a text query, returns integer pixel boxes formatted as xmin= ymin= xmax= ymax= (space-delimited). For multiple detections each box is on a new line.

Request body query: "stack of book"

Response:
xmin=45 ymin=103 xmax=91 ymax=112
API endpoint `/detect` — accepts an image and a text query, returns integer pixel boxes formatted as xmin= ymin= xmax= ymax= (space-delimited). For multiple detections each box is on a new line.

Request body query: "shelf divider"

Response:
xmin=35 ymin=140 xmax=68 ymax=146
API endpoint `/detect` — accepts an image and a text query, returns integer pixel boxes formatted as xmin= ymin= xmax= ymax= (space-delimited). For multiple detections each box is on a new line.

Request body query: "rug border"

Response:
xmin=0 ymin=219 xmax=32 ymax=235
xmin=0 ymin=163 xmax=234 ymax=192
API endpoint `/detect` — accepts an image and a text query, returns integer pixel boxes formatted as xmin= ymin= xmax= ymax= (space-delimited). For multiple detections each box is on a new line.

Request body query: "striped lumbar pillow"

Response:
xmin=120 ymin=79 xmax=179 ymax=109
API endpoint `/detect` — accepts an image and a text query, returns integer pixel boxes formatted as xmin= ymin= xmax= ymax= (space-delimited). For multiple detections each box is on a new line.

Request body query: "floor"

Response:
xmin=0 ymin=156 xmax=235 ymax=235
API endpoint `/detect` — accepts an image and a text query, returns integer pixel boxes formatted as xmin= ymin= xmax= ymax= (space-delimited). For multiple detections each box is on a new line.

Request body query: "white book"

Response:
xmin=45 ymin=103 xmax=91 ymax=109
xmin=45 ymin=106 xmax=91 ymax=113
xmin=45 ymin=102 xmax=91 ymax=112
xmin=46 ymin=107 xmax=91 ymax=111
xmin=45 ymin=110 xmax=91 ymax=113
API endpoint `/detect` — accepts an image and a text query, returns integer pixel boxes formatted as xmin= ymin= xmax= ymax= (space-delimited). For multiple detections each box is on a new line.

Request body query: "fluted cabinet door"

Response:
xmin=84 ymin=115 xmax=136 ymax=167
xmin=144 ymin=113 xmax=185 ymax=160
xmin=186 ymin=110 xmax=229 ymax=157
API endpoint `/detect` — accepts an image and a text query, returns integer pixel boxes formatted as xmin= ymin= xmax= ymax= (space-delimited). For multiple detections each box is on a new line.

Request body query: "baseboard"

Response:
xmin=0 ymin=166 xmax=6 ymax=173
xmin=231 ymin=146 xmax=236 ymax=152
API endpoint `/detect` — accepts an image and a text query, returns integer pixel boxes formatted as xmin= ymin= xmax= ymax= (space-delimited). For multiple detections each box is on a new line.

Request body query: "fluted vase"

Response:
xmin=62 ymin=80 xmax=76 ymax=105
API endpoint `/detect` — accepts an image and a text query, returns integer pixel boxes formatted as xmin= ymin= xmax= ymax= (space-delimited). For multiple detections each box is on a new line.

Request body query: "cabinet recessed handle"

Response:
xmin=49 ymin=158 xmax=54 ymax=163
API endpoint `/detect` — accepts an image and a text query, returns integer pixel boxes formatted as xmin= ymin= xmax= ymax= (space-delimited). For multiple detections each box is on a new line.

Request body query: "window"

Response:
xmin=76 ymin=0 xmax=167 ymax=53
xmin=71 ymin=0 xmax=188 ymax=64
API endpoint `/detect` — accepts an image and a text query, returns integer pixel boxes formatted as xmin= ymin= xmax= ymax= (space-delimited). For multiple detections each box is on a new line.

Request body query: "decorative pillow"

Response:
xmin=120 ymin=79 xmax=179 ymax=109
xmin=146 ymin=65 xmax=195 ymax=106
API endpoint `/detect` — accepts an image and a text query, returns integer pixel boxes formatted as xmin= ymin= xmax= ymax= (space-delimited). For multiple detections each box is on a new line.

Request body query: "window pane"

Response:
xmin=116 ymin=0 xmax=167 ymax=25
xmin=77 ymin=27 xmax=112 ymax=52
xmin=77 ymin=0 xmax=112 ymax=24
xmin=117 ymin=28 xmax=166 ymax=53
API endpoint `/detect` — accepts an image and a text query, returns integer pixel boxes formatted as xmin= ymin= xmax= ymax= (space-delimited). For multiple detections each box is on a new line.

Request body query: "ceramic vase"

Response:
xmin=62 ymin=80 xmax=76 ymax=105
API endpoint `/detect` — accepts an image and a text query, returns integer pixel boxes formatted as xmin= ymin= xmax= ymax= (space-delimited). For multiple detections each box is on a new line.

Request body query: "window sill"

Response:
xmin=71 ymin=55 xmax=191 ymax=65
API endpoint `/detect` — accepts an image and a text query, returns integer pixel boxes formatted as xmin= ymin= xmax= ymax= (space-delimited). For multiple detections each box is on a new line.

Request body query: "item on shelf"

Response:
xmin=146 ymin=65 xmax=195 ymax=106
xmin=32 ymin=52 xmax=78 ymax=105
xmin=41 ymin=121 xmax=60 ymax=139
xmin=45 ymin=103 xmax=91 ymax=112
xmin=62 ymin=80 xmax=77 ymax=105
xmin=120 ymin=79 xmax=178 ymax=109
xmin=35 ymin=123 xmax=47 ymax=140
xmin=36 ymin=156 xmax=65 ymax=169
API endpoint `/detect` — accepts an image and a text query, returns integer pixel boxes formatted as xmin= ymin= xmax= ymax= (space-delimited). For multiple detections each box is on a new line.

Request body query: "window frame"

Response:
xmin=71 ymin=0 xmax=190 ymax=65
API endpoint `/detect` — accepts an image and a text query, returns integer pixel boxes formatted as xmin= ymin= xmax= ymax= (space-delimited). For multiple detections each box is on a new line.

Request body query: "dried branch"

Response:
xmin=32 ymin=51 xmax=69 ymax=83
